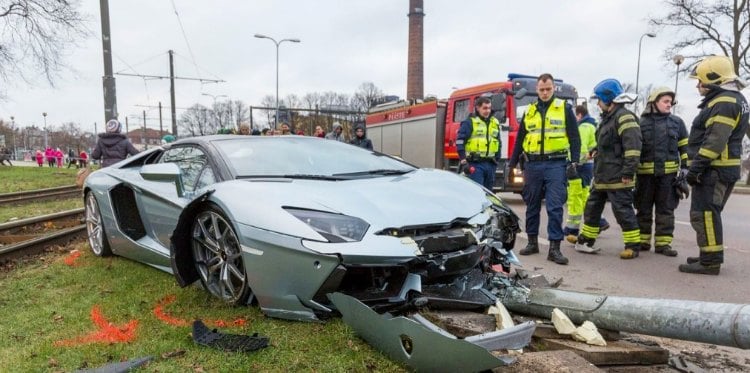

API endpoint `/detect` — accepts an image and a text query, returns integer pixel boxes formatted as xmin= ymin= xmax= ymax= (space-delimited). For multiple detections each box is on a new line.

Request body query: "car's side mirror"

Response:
xmin=140 ymin=163 xmax=185 ymax=197
xmin=514 ymin=88 xmax=528 ymax=100
xmin=490 ymin=93 xmax=508 ymax=124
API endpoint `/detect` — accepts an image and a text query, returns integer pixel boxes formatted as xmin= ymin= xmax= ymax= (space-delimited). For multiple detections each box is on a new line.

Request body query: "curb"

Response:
xmin=733 ymin=185 xmax=750 ymax=195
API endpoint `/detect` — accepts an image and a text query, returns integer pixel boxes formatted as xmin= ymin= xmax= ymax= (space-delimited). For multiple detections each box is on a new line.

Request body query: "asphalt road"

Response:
xmin=499 ymin=190 xmax=750 ymax=304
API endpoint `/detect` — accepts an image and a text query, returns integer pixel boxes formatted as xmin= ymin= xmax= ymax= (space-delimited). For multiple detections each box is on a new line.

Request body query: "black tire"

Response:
xmin=191 ymin=204 xmax=252 ymax=306
xmin=85 ymin=191 xmax=113 ymax=257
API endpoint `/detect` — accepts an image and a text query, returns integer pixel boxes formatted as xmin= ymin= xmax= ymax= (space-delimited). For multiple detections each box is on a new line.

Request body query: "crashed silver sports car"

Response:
xmin=84 ymin=135 xmax=529 ymax=370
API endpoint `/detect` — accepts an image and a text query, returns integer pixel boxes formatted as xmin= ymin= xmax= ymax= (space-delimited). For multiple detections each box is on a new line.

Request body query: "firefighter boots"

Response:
xmin=574 ymin=235 xmax=600 ymax=254
xmin=655 ymin=245 xmax=678 ymax=257
xmin=640 ymin=243 xmax=651 ymax=252
xmin=678 ymin=262 xmax=720 ymax=275
xmin=619 ymin=246 xmax=640 ymax=259
xmin=563 ymin=227 xmax=579 ymax=244
xmin=520 ymin=235 xmax=539 ymax=255
xmin=547 ymin=240 xmax=569 ymax=265
xmin=686 ymin=256 xmax=700 ymax=264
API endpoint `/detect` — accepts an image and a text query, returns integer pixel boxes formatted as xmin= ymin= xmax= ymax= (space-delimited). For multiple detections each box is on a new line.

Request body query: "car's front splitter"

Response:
xmin=329 ymin=292 xmax=536 ymax=372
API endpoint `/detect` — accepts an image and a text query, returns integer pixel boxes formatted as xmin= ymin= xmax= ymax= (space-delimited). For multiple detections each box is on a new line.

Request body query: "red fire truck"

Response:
xmin=365 ymin=73 xmax=579 ymax=192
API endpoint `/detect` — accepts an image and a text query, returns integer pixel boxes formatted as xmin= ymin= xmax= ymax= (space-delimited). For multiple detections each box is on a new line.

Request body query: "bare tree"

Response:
xmin=350 ymin=82 xmax=383 ymax=112
xmin=178 ymin=104 xmax=214 ymax=137
xmin=649 ymin=0 xmax=749 ymax=77
xmin=302 ymin=92 xmax=322 ymax=110
xmin=0 ymin=0 xmax=89 ymax=92
xmin=259 ymin=94 xmax=276 ymax=127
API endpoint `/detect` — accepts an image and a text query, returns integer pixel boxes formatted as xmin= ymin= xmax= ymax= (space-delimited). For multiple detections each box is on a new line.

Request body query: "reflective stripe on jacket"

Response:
xmin=522 ymin=98 xmax=569 ymax=155
xmin=465 ymin=116 xmax=501 ymax=158
xmin=637 ymin=112 xmax=688 ymax=176
xmin=686 ymin=89 xmax=749 ymax=182
xmin=593 ymin=106 xmax=642 ymax=189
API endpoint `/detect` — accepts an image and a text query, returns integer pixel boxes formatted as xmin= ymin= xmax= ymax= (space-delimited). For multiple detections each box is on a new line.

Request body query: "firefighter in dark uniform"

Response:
xmin=635 ymin=87 xmax=689 ymax=256
xmin=509 ymin=73 xmax=581 ymax=265
xmin=680 ymin=55 xmax=749 ymax=275
xmin=576 ymin=79 xmax=643 ymax=259
xmin=457 ymin=96 xmax=502 ymax=191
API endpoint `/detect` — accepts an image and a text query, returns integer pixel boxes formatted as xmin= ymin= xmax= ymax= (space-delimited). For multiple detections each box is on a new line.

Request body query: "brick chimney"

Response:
xmin=407 ymin=0 xmax=424 ymax=101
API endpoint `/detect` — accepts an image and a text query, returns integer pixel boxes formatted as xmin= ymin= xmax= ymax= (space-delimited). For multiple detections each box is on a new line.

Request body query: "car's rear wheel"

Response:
xmin=191 ymin=205 xmax=251 ymax=306
xmin=85 ymin=191 xmax=112 ymax=257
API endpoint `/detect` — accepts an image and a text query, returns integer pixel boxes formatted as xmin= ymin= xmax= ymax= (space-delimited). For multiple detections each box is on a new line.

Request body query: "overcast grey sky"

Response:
xmin=1 ymin=0 xmax=747 ymax=133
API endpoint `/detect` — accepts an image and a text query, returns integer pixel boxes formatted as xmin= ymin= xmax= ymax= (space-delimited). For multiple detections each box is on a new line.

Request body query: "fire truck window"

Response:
xmin=453 ymin=99 xmax=470 ymax=123
xmin=514 ymin=96 xmax=536 ymax=123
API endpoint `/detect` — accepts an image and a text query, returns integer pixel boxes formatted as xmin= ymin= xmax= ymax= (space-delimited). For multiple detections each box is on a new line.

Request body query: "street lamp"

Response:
xmin=42 ymin=112 xmax=48 ymax=150
xmin=202 ymin=93 xmax=228 ymax=131
xmin=10 ymin=116 xmax=15 ymax=160
xmin=635 ymin=32 xmax=657 ymax=98
xmin=254 ymin=33 xmax=301 ymax=129
xmin=673 ymin=54 xmax=685 ymax=96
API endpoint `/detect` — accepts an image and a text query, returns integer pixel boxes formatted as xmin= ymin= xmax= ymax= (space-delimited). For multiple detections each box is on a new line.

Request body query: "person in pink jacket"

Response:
xmin=55 ymin=148 xmax=64 ymax=168
xmin=36 ymin=150 xmax=44 ymax=167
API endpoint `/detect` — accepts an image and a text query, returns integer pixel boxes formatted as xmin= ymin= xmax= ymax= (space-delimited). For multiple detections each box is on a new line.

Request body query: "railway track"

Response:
xmin=0 ymin=185 xmax=81 ymax=206
xmin=0 ymin=208 xmax=86 ymax=263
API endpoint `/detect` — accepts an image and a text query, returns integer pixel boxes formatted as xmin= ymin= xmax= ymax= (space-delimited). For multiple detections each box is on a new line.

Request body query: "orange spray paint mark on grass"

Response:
xmin=152 ymin=295 xmax=247 ymax=328
xmin=63 ymin=250 xmax=81 ymax=266
xmin=54 ymin=305 xmax=138 ymax=346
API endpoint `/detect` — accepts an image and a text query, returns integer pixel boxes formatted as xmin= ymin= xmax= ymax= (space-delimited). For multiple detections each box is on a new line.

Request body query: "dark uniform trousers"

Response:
xmin=581 ymin=187 xmax=640 ymax=249
xmin=522 ymin=159 xmax=567 ymax=241
xmin=691 ymin=169 xmax=733 ymax=265
xmin=635 ymin=174 xmax=679 ymax=247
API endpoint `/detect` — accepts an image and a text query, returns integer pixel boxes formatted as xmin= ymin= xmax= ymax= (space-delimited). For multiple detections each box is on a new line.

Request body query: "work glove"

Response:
xmin=566 ymin=163 xmax=579 ymax=180
xmin=685 ymin=170 xmax=701 ymax=186
xmin=672 ymin=171 xmax=690 ymax=200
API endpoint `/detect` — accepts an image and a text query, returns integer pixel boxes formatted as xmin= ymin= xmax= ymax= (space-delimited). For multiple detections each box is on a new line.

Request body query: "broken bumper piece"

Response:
xmin=329 ymin=292 xmax=536 ymax=372
xmin=192 ymin=320 xmax=269 ymax=352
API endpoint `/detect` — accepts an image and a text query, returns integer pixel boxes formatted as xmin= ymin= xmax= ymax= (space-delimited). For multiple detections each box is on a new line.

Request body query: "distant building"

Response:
xmin=126 ymin=128 xmax=170 ymax=150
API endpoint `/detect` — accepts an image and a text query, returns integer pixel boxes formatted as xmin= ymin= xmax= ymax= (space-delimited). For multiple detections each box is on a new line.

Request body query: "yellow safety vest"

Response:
xmin=523 ymin=98 xmax=570 ymax=155
xmin=465 ymin=116 xmax=501 ymax=158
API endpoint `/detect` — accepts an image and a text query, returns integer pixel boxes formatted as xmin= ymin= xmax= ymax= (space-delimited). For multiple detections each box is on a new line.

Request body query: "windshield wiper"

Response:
xmin=238 ymin=174 xmax=347 ymax=181
xmin=333 ymin=169 xmax=413 ymax=177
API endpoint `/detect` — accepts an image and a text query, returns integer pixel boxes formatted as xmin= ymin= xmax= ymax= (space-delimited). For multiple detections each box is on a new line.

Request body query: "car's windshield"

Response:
xmin=214 ymin=136 xmax=415 ymax=178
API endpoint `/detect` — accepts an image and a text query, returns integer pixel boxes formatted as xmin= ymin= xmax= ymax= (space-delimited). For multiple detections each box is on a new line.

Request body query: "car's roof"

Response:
xmin=170 ymin=135 xmax=319 ymax=147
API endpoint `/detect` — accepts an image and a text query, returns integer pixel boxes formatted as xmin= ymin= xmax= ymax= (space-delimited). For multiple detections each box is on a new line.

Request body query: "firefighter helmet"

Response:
xmin=689 ymin=55 xmax=738 ymax=85
xmin=647 ymin=86 xmax=677 ymax=105
xmin=593 ymin=79 xmax=623 ymax=105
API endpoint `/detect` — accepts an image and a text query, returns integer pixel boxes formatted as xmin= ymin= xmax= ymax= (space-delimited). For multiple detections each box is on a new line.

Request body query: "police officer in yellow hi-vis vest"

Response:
xmin=457 ymin=96 xmax=502 ymax=190
xmin=509 ymin=73 xmax=581 ymax=265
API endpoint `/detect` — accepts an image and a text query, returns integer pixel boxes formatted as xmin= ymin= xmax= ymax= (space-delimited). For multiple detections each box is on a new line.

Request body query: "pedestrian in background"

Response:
xmin=635 ymin=87 xmax=688 ymax=257
xmin=349 ymin=126 xmax=373 ymax=150
xmin=91 ymin=119 xmax=139 ymax=168
xmin=55 ymin=148 xmax=64 ymax=168
xmin=564 ymin=106 xmax=610 ymax=244
xmin=325 ymin=122 xmax=346 ymax=142
xmin=238 ymin=124 xmax=251 ymax=135
xmin=576 ymin=79 xmax=642 ymax=259
xmin=509 ymin=73 xmax=580 ymax=265
xmin=45 ymin=147 xmax=55 ymax=167
xmin=78 ymin=150 xmax=88 ymax=168
xmin=67 ymin=148 xmax=77 ymax=168
xmin=314 ymin=126 xmax=326 ymax=138
xmin=680 ymin=56 xmax=749 ymax=275
xmin=35 ymin=150 xmax=44 ymax=167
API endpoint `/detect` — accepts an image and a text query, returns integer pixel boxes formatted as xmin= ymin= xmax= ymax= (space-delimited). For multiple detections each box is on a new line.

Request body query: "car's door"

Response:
xmin=139 ymin=145 xmax=217 ymax=250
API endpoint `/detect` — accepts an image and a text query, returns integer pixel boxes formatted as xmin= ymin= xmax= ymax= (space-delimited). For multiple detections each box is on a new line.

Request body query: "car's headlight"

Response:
xmin=284 ymin=208 xmax=369 ymax=243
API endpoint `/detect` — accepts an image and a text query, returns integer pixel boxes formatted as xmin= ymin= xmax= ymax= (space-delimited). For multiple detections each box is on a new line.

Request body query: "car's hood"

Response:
xmin=208 ymin=168 xmax=492 ymax=239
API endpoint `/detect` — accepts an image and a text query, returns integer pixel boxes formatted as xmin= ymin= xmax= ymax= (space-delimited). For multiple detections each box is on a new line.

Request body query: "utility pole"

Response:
xmin=99 ymin=0 xmax=118 ymax=123
xmin=158 ymin=101 xmax=164 ymax=137
xmin=249 ymin=106 xmax=254 ymax=130
xmin=169 ymin=50 xmax=177 ymax=138
xmin=143 ymin=110 xmax=147 ymax=150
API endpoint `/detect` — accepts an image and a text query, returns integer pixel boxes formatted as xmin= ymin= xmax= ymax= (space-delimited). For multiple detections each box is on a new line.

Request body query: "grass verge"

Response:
xmin=0 ymin=197 xmax=83 ymax=223
xmin=0 ymin=242 xmax=405 ymax=372
xmin=0 ymin=167 xmax=78 ymax=193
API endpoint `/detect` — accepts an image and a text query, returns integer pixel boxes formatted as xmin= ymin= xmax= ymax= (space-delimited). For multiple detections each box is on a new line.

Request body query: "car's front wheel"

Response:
xmin=85 ymin=191 xmax=112 ymax=257
xmin=191 ymin=205 xmax=252 ymax=306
